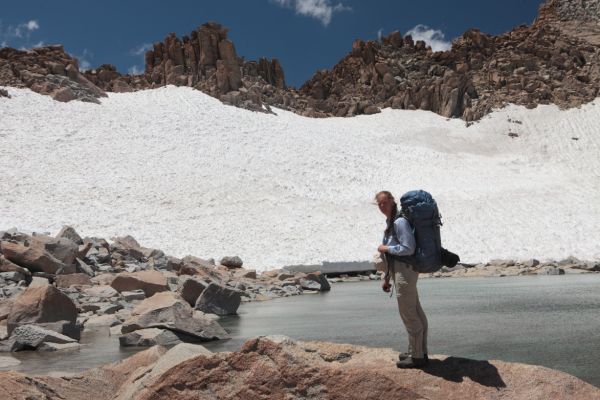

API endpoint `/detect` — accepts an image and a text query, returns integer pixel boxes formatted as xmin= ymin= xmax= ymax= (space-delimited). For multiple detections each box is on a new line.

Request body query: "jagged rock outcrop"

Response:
xmin=140 ymin=22 xmax=289 ymax=111
xmin=0 ymin=46 xmax=106 ymax=103
xmin=83 ymin=64 xmax=149 ymax=93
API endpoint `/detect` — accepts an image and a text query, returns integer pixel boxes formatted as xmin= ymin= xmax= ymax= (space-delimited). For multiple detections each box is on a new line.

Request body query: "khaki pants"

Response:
xmin=390 ymin=260 xmax=428 ymax=359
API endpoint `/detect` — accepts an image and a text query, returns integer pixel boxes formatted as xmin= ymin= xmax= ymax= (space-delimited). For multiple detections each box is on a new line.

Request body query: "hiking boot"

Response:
xmin=398 ymin=353 xmax=428 ymax=364
xmin=396 ymin=357 xmax=427 ymax=369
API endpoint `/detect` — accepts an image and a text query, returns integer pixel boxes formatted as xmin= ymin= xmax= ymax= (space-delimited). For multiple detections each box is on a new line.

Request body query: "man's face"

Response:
xmin=376 ymin=195 xmax=394 ymax=216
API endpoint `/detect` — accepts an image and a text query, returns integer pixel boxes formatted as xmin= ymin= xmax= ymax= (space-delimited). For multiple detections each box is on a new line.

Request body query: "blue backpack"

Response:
xmin=397 ymin=190 xmax=446 ymax=273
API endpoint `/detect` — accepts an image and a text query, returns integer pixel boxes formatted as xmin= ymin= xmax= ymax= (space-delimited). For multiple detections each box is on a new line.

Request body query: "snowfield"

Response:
xmin=1 ymin=86 xmax=599 ymax=270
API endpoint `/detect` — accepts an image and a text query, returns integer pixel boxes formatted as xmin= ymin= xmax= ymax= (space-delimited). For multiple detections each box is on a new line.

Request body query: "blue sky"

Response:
xmin=1 ymin=0 xmax=544 ymax=87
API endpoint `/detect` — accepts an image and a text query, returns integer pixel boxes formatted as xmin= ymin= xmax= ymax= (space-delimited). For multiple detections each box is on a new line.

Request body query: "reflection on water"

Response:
xmin=5 ymin=327 xmax=139 ymax=376
xmin=2 ymin=275 xmax=599 ymax=388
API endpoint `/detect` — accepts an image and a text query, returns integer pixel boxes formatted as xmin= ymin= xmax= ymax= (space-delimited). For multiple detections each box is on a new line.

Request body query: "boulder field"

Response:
xmin=0 ymin=226 xmax=330 ymax=353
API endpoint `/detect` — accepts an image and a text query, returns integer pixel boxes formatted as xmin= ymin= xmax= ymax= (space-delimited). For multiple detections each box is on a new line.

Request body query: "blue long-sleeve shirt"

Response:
xmin=383 ymin=217 xmax=416 ymax=256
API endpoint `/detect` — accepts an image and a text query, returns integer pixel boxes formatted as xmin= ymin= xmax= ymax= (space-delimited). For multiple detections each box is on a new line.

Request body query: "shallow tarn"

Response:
xmin=3 ymin=274 xmax=600 ymax=388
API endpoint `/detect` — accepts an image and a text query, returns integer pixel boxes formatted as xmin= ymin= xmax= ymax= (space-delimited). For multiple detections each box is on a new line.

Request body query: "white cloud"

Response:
xmin=128 ymin=65 xmax=144 ymax=75
xmin=11 ymin=20 xmax=39 ymax=38
xmin=130 ymin=43 xmax=152 ymax=56
xmin=1 ymin=19 xmax=41 ymax=48
xmin=406 ymin=24 xmax=451 ymax=52
xmin=377 ymin=28 xmax=383 ymax=41
xmin=271 ymin=0 xmax=350 ymax=26
xmin=26 ymin=20 xmax=39 ymax=31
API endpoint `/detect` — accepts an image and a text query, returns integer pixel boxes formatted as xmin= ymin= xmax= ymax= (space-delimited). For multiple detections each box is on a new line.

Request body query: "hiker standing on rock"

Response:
xmin=376 ymin=190 xmax=429 ymax=368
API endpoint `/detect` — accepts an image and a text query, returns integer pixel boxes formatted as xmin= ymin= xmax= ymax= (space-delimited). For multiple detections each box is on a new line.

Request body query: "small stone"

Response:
xmin=84 ymin=314 xmax=121 ymax=328
xmin=299 ymin=278 xmax=322 ymax=291
xmin=522 ymin=259 xmax=540 ymax=268
xmin=55 ymin=273 xmax=91 ymax=288
xmin=76 ymin=258 xmax=95 ymax=277
xmin=121 ymin=290 xmax=146 ymax=302
xmin=220 ymin=256 xmax=243 ymax=269
xmin=119 ymin=328 xmax=183 ymax=347
xmin=0 ymin=271 xmax=27 ymax=283
xmin=29 ymin=277 xmax=50 ymax=287
xmin=37 ymin=341 xmax=81 ymax=352
xmin=56 ymin=226 xmax=83 ymax=245
xmin=83 ymin=285 xmax=119 ymax=298
xmin=241 ymin=269 xmax=257 ymax=279
xmin=97 ymin=303 xmax=123 ymax=315
xmin=277 ymin=273 xmax=295 ymax=281
xmin=538 ymin=266 xmax=565 ymax=276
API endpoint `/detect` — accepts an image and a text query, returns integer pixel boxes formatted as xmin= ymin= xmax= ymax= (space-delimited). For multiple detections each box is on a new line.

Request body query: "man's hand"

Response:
xmin=382 ymin=279 xmax=391 ymax=293
xmin=378 ymin=244 xmax=389 ymax=253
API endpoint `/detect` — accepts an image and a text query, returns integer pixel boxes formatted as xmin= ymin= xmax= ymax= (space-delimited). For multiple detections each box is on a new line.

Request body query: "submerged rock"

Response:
xmin=121 ymin=292 xmax=228 ymax=341
xmin=119 ymin=328 xmax=183 ymax=347
xmin=4 ymin=324 xmax=76 ymax=352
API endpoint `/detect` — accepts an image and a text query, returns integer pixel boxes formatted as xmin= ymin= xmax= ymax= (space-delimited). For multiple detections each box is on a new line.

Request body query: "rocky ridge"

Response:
xmin=296 ymin=0 xmax=600 ymax=120
xmin=0 ymin=46 xmax=107 ymax=103
xmin=1 ymin=0 xmax=599 ymax=120
xmin=0 ymin=336 xmax=598 ymax=400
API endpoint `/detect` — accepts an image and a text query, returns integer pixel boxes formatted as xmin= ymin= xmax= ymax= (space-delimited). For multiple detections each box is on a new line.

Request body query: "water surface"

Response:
xmin=207 ymin=274 xmax=600 ymax=388
xmin=3 ymin=275 xmax=600 ymax=388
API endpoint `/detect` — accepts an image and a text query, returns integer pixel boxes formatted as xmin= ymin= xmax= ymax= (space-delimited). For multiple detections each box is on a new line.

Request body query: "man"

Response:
xmin=375 ymin=190 xmax=429 ymax=368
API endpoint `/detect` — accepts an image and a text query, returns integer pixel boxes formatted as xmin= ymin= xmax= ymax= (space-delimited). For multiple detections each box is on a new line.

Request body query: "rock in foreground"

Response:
xmin=0 ymin=336 xmax=598 ymax=400
xmin=135 ymin=336 xmax=600 ymax=400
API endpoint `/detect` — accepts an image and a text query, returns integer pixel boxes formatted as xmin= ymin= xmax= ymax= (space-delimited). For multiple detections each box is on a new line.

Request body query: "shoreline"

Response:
xmin=1 ymin=336 xmax=599 ymax=399
xmin=285 ymin=257 xmax=600 ymax=283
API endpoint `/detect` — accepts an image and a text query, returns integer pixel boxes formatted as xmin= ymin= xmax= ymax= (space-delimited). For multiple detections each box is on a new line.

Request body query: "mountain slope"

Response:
xmin=1 ymin=86 xmax=599 ymax=268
